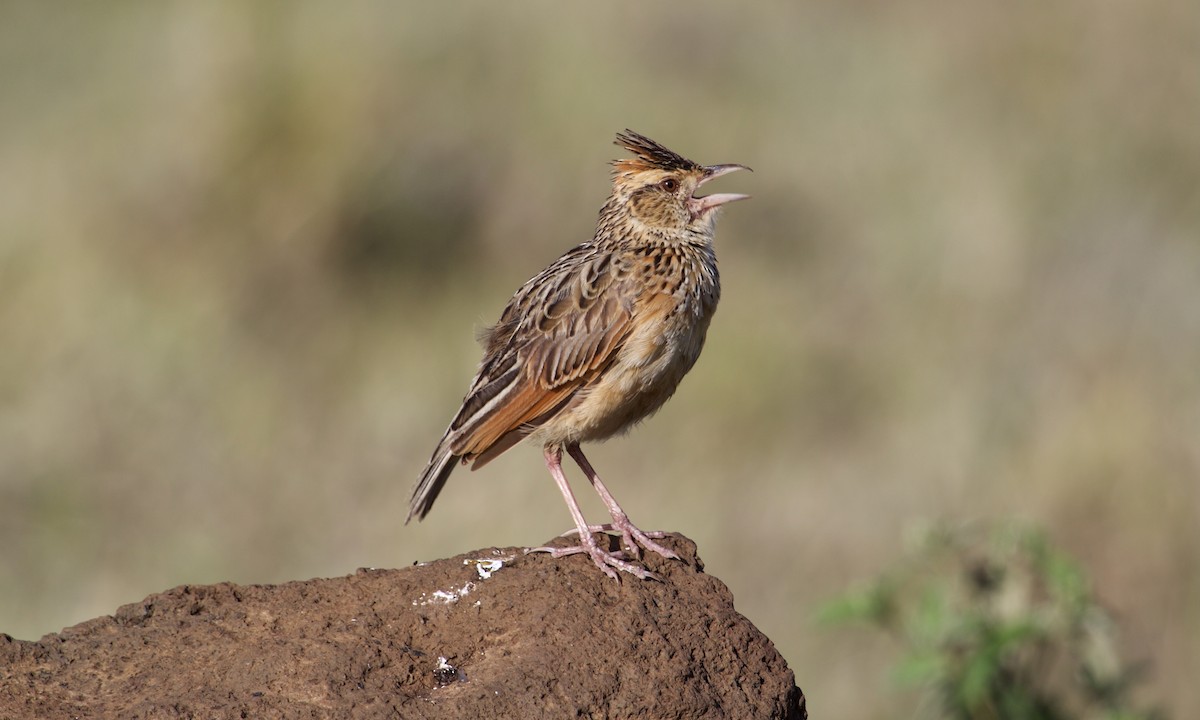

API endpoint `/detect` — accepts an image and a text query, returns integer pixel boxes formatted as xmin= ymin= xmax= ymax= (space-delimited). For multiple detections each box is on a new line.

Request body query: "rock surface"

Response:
xmin=0 ymin=535 xmax=805 ymax=719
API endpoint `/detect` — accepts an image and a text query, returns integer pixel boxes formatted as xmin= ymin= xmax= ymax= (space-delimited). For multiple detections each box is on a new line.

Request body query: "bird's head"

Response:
xmin=607 ymin=130 xmax=750 ymax=237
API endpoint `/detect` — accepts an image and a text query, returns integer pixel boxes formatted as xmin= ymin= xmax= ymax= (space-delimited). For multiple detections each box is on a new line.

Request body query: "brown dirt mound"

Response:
xmin=0 ymin=535 xmax=805 ymax=719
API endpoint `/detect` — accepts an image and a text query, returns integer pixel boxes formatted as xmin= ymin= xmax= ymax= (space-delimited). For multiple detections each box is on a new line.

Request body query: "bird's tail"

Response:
xmin=406 ymin=436 xmax=460 ymax=524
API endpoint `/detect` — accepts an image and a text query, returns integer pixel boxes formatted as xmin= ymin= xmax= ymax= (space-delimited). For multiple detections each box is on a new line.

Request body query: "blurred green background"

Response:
xmin=2 ymin=2 xmax=1196 ymax=716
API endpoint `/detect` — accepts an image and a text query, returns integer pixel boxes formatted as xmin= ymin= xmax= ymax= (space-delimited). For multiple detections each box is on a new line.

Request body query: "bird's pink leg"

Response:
xmin=565 ymin=443 xmax=679 ymax=562
xmin=526 ymin=445 xmax=658 ymax=580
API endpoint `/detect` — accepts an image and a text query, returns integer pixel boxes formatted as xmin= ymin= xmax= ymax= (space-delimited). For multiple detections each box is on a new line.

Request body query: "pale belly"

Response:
xmin=530 ymin=307 xmax=713 ymax=446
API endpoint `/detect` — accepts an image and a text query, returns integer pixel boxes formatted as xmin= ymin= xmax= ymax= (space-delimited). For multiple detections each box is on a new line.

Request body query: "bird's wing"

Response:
xmin=446 ymin=245 xmax=632 ymax=460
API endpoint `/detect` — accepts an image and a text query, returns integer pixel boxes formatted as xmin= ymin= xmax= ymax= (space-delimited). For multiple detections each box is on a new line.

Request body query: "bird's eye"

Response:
xmin=660 ymin=178 xmax=679 ymax=192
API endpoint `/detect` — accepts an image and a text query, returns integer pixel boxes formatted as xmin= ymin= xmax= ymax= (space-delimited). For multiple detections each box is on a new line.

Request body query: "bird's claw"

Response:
xmin=558 ymin=520 xmax=678 ymax=562
xmin=526 ymin=535 xmax=663 ymax=581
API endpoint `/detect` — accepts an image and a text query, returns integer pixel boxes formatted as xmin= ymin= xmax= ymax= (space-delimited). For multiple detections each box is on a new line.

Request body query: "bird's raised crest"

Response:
xmin=613 ymin=130 xmax=700 ymax=174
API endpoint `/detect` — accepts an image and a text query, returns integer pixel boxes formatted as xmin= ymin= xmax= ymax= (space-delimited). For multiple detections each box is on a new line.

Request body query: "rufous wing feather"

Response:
xmin=407 ymin=244 xmax=634 ymax=519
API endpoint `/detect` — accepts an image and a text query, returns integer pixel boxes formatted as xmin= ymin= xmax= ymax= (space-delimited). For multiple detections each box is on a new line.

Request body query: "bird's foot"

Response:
xmin=526 ymin=532 xmax=661 ymax=581
xmin=558 ymin=517 xmax=679 ymax=562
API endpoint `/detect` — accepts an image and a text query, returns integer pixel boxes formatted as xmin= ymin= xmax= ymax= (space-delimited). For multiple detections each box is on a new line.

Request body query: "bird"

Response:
xmin=407 ymin=130 xmax=750 ymax=580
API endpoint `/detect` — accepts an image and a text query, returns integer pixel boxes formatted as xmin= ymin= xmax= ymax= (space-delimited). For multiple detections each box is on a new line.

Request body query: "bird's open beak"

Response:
xmin=689 ymin=164 xmax=752 ymax=217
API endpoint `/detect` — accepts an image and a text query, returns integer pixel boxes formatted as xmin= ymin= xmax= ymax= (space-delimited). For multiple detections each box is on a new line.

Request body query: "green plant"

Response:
xmin=822 ymin=521 xmax=1162 ymax=720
